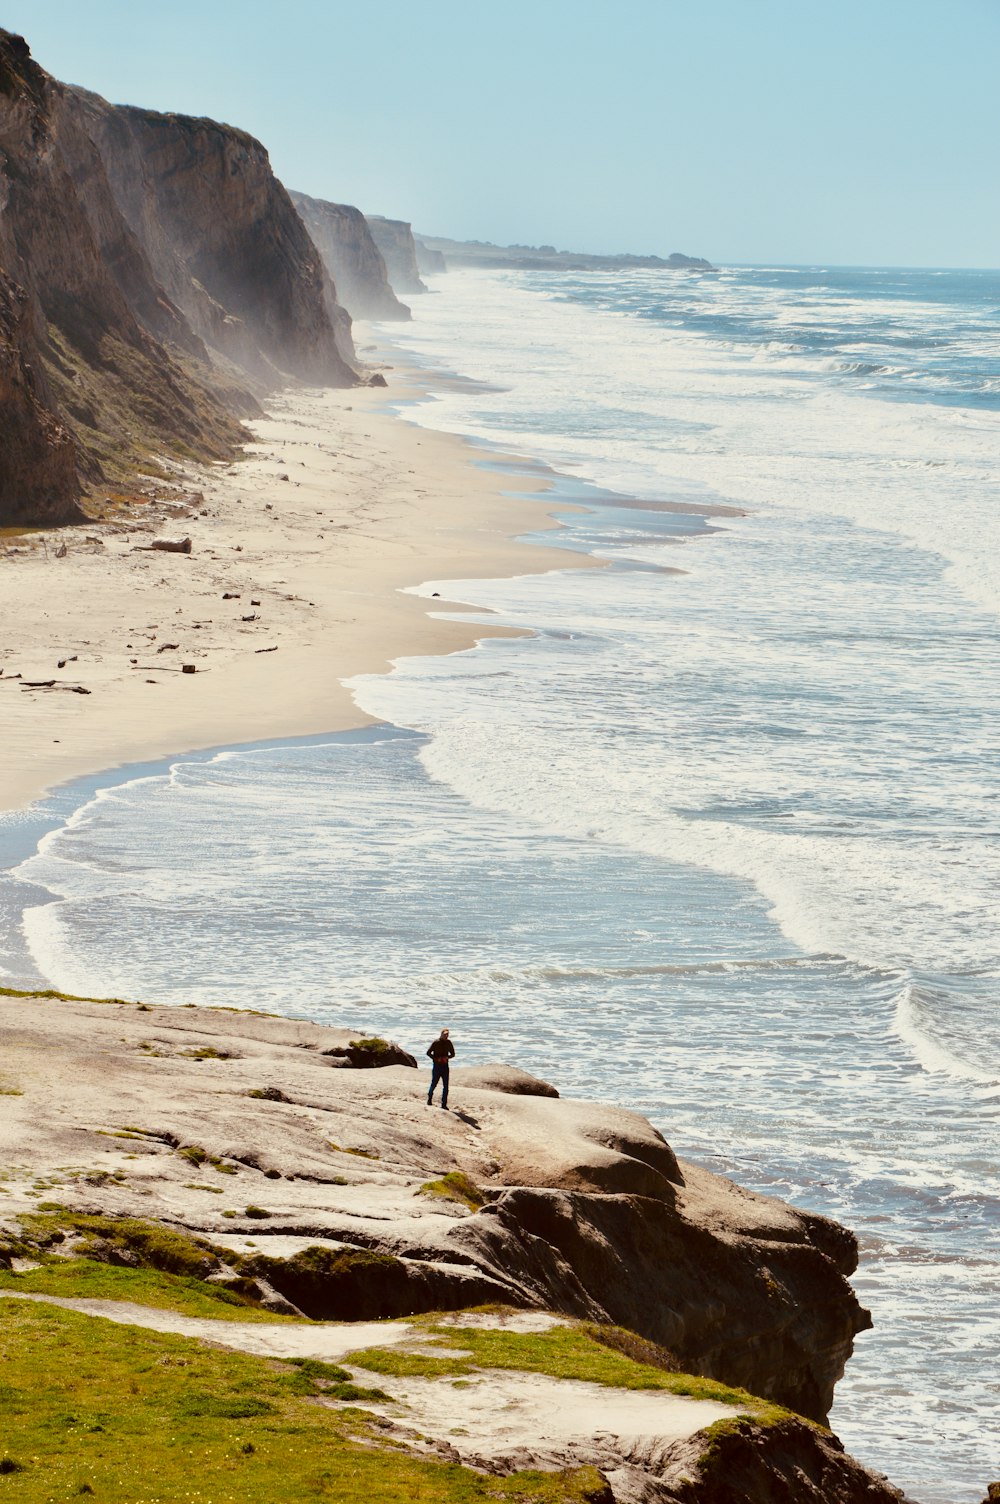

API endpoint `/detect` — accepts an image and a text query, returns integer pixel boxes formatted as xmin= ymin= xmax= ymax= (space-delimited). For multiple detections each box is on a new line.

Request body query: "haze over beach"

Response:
xmin=1 ymin=4 xmax=998 ymax=1503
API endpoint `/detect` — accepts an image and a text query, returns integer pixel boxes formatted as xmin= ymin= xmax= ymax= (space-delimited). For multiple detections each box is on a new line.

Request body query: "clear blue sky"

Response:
xmin=7 ymin=0 xmax=999 ymax=267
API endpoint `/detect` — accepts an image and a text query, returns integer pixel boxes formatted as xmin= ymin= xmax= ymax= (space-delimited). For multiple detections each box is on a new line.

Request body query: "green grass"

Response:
xmin=0 ymin=1300 xmax=609 ymax=1502
xmin=0 ymin=986 xmax=133 ymax=1006
xmin=348 ymin=1319 xmax=772 ymax=1413
xmin=419 ymin=1173 xmax=486 ymax=1210
xmin=0 ymin=1259 xmax=290 ymax=1322
xmin=178 ymin=1145 xmax=237 ymax=1174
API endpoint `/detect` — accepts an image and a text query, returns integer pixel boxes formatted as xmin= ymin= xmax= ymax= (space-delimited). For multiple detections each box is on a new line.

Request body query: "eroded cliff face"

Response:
xmin=0 ymin=31 xmax=247 ymax=524
xmin=0 ymin=31 xmax=360 ymax=526
xmin=0 ymin=270 xmax=80 ymax=526
xmin=291 ymin=190 xmax=410 ymax=322
xmin=69 ymin=90 xmax=356 ymax=387
xmin=366 ymin=215 xmax=427 ymax=294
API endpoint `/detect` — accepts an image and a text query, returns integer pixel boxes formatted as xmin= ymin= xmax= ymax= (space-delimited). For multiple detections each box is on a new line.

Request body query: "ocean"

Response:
xmin=3 ymin=263 xmax=999 ymax=1501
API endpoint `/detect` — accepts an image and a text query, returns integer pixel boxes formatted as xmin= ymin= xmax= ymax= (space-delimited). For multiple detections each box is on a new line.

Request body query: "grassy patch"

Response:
xmin=349 ymin=1037 xmax=393 ymax=1055
xmin=178 ymin=1145 xmax=236 ymax=1173
xmin=12 ymin=1211 xmax=221 ymax=1277
xmin=327 ymin=1142 xmax=380 ymax=1159
xmin=0 ymin=1300 xmax=606 ymax=1502
xmin=0 ymin=1258 xmax=290 ymax=1321
xmin=420 ymin=1172 xmax=486 ymax=1210
xmin=349 ymin=1319 xmax=773 ymax=1414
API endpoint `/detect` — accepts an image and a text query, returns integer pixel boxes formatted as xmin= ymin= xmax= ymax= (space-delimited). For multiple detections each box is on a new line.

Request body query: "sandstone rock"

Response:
xmin=450 ymin=1064 xmax=560 ymax=1097
xmin=0 ymin=994 xmax=870 ymax=1424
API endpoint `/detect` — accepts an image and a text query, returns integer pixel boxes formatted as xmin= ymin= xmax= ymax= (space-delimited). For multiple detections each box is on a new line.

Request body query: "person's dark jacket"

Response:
xmin=427 ymin=1035 xmax=455 ymax=1064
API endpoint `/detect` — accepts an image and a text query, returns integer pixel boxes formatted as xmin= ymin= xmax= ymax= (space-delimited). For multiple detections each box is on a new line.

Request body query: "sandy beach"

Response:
xmin=0 ymin=366 xmax=590 ymax=814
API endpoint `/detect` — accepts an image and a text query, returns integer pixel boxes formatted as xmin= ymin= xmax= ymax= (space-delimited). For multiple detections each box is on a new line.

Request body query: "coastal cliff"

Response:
xmin=0 ymin=31 xmax=358 ymax=528
xmin=0 ymin=31 xmax=245 ymax=525
xmin=0 ymin=993 xmax=869 ymax=1425
xmin=291 ymin=190 xmax=411 ymax=321
xmin=70 ymin=90 xmax=357 ymax=386
xmin=366 ymin=214 xmax=428 ymax=294
xmin=0 ymin=990 xmax=908 ymax=1502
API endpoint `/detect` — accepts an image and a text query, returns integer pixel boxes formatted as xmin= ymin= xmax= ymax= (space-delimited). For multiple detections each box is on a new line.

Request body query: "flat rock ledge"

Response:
xmin=0 ymin=992 xmax=871 ymax=1427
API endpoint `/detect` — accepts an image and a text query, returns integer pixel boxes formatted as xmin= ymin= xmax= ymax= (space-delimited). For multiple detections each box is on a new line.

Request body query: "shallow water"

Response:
xmin=4 ymin=264 xmax=1000 ymax=1501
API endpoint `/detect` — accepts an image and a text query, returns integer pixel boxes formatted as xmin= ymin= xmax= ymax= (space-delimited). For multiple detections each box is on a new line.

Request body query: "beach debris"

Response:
xmin=156 ymin=644 xmax=180 ymax=653
xmin=57 ymin=655 xmax=78 ymax=667
xmin=54 ymin=543 xmax=67 ymax=558
xmin=134 ymin=537 xmax=192 ymax=554
xmin=222 ymin=592 xmax=240 ymax=599
xmin=241 ymin=613 xmax=258 ymax=622
xmin=368 ymin=372 xmax=387 ymax=387
xmin=181 ymin=665 xmax=197 ymax=674
xmin=254 ymin=646 xmax=278 ymax=654
xmin=251 ymin=599 xmax=261 ymax=606
xmin=279 ymin=473 xmax=289 ymax=482
xmin=21 ymin=681 xmax=90 ymax=694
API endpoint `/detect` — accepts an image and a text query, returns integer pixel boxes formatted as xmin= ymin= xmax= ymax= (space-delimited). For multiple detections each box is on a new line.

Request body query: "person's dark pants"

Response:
xmin=428 ymin=1061 xmax=449 ymax=1108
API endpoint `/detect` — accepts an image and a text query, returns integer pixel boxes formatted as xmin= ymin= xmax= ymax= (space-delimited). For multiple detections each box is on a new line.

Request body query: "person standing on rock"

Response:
xmin=426 ymin=1028 xmax=455 ymax=1110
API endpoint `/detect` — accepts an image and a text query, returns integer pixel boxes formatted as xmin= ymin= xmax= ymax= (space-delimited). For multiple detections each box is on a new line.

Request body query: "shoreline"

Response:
xmin=0 ymin=356 xmax=597 ymax=817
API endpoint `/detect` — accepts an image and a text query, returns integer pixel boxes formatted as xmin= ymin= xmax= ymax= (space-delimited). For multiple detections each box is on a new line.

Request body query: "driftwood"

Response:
xmin=134 ymin=537 xmax=192 ymax=554
xmin=21 ymin=681 xmax=91 ymax=694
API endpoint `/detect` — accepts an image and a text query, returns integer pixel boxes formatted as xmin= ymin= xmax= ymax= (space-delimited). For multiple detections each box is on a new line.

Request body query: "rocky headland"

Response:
xmin=0 ymin=988 xmax=910 ymax=1501
xmin=416 ymin=235 xmax=714 ymax=273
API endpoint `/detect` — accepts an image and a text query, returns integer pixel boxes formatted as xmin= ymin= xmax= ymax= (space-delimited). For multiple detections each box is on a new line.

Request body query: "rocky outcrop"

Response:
xmin=0 ymin=30 xmax=249 ymax=524
xmin=366 ymin=215 xmax=427 ymax=294
xmin=0 ymin=993 xmax=870 ymax=1426
xmin=290 ymin=191 xmax=410 ymax=321
xmin=628 ymin=1415 xmax=906 ymax=1503
xmin=69 ymin=90 xmax=357 ymax=386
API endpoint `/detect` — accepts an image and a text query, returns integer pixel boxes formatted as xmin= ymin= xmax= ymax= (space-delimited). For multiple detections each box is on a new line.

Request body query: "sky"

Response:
xmin=6 ymin=0 xmax=999 ymax=267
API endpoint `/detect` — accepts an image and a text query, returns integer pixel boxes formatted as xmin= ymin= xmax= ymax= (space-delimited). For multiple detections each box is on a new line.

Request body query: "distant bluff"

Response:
xmin=0 ymin=30 xmax=358 ymax=527
xmin=291 ymin=191 xmax=411 ymax=322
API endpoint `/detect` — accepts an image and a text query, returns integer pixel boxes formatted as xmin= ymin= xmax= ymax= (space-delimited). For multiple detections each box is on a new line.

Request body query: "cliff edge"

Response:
xmin=0 ymin=991 xmax=871 ymax=1427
